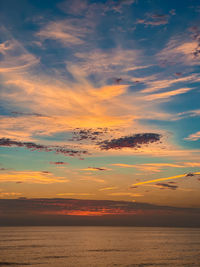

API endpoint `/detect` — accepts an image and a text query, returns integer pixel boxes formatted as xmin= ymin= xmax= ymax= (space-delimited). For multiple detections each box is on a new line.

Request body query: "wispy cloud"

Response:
xmin=0 ymin=192 xmax=22 ymax=198
xmin=99 ymin=187 xmax=118 ymax=191
xmin=0 ymin=29 xmax=39 ymax=74
xmin=0 ymin=138 xmax=88 ymax=157
xmin=81 ymin=167 xmax=110 ymax=171
xmin=137 ymin=13 xmax=170 ymax=26
xmin=112 ymin=162 xmax=183 ymax=173
xmin=144 ymin=87 xmax=193 ymax=101
xmin=56 ymin=193 xmax=94 ymax=197
xmin=112 ymin=162 xmax=200 ymax=172
xmin=58 ymin=0 xmax=88 ymax=15
xmin=37 ymin=19 xmax=91 ymax=46
xmin=73 ymin=48 xmax=142 ymax=80
xmin=158 ymin=35 xmax=200 ymax=65
xmin=108 ymin=192 xmax=143 ymax=197
xmin=141 ymin=74 xmax=200 ymax=94
xmin=0 ymin=170 xmax=69 ymax=184
xmin=185 ymin=131 xmax=200 ymax=141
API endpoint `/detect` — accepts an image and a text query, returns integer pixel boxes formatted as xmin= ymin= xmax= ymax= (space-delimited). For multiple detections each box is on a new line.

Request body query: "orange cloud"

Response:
xmin=0 ymin=171 xmax=69 ymax=184
xmin=56 ymin=193 xmax=94 ymax=197
xmin=108 ymin=192 xmax=143 ymax=197
xmin=99 ymin=187 xmax=118 ymax=191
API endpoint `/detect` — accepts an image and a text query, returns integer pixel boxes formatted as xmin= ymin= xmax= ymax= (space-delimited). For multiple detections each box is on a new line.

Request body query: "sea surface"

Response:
xmin=0 ymin=227 xmax=199 ymax=267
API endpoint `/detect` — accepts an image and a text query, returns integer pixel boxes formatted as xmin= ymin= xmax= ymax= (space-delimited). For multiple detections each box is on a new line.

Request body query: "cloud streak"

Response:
xmin=37 ymin=19 xmax=91 ymax=46
xmin=0 ymin=138 xmax=88 ymax=157
xmin=0 ymin=170 xmax=69 ymax=184
xmin=155 ymin=183 xmax=178 ymax=190
xmin=185 ymin=131 xmax=200 ymax=141
xmin=81 ymin=167 xmax=110 ymax=171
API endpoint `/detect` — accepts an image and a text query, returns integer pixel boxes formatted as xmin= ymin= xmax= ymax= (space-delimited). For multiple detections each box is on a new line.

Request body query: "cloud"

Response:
xmin=71 ymin=128 xmax=113 ymax=142
xmin=131 ymin=172 xmax=200 ymax=186
xmin=99 ymin=187 xmax=118 ymax=191
xmin=155 ymin=183 xmax=178 ymax=190
xmin=0 ymin=192 xmax=22 ymax=197
xmin=185 ymin=131 xmax=200 ymax=141
xmin=141 ymin=74 xmax=200 ymax=94
xmin=50 ymin=162 xmax=69 ymax=165
xmin=58 ymin=0 xmax=88 ymax=15
xmin=11 ymin=111 xmax=47 ymax=117
xmin=110 ymin=0 xmax=137 ymax=13
xmin=137 ymin=13 xmax=169 ymax=26
xmin=37 ymin=19 xmax=91 ymax=46
xmin=144 ymin=87 xmax=193 ymax=101
xmin=185 ymin=172 xmax=195 ymax=177
xmin=189 ymin=26 xmax=200 ymax=57
xmin=108 ymin=192 xmax=143 ymax=197
xmin=0 ymin=34 xmax=39 ymax=73
xmin=183 ymin=162 xmax=200 ymax=167
xmin=98 ymin=133 xmax=161 ymax=150
xmin=0 ymin=170 xmax=69 ymax=184
xmin=111 ymin=163 xmax=184 ymax=172
xmin=74 ymin=48 xmax=141 ymax=79
xmin=157 ymin=34 xmax=200 ymax=65
xmin=176 ymin=109 xmax=200 ymax=120
xmin=111 ymin=163 xmax=136 ymax=168
xmin=81 ymin=167 xmax=110 ymax=171
xmin=0 ymin=138 xmax=88 ymax=157
xmin=56 ymin=193 xmax=94 ymax=197
xmin=112 ymin=162 xmax=200 ymax=173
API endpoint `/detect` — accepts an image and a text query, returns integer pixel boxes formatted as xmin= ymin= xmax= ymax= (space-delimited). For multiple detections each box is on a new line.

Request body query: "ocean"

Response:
xmin=0 ymin=227 xmax=199 ymax=266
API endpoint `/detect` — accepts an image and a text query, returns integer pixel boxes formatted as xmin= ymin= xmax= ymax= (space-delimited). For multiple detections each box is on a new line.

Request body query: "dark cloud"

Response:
xmin=156 ymin=183 xmax=178 ymax=190
xmin=98 ymin=133 xmax=161 ymax=150
xmin=0 ymin=198 xmax=200 ymax=227
xmin=113 ymin=77 xmax=123 ymax=84
xmin=87 ymin=167 xmax=108 ymax=171
xmin=0 ymin=168 xmax=8 ymax=171
xmin=50 ymin=161 xmax=69 ymax=165
xmin=186 ymin=172 xmax=195 ymax=177
xmin=0 ymin=138 xmax=88 ymax=157
xmin=71 ymin=128 xmax=115 ymax=142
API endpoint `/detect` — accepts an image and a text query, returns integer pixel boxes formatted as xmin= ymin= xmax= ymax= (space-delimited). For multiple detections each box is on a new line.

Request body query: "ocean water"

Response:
xmin=0 ymin=227 xmax=199 ymax=266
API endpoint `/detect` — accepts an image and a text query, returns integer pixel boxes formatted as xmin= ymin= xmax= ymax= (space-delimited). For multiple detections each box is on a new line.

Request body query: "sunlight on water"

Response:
xmin=0 ymin=227 xmax=200 ymax=266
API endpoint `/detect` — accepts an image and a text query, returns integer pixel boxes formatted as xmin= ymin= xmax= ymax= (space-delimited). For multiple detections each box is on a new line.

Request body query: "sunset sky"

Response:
xmin=0 ymin=0 xmax=200 ymax=223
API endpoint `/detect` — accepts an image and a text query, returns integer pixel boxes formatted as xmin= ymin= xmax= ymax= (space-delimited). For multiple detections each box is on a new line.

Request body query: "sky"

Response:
xmin=0 ymin=0 xmax=200 ymax=225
